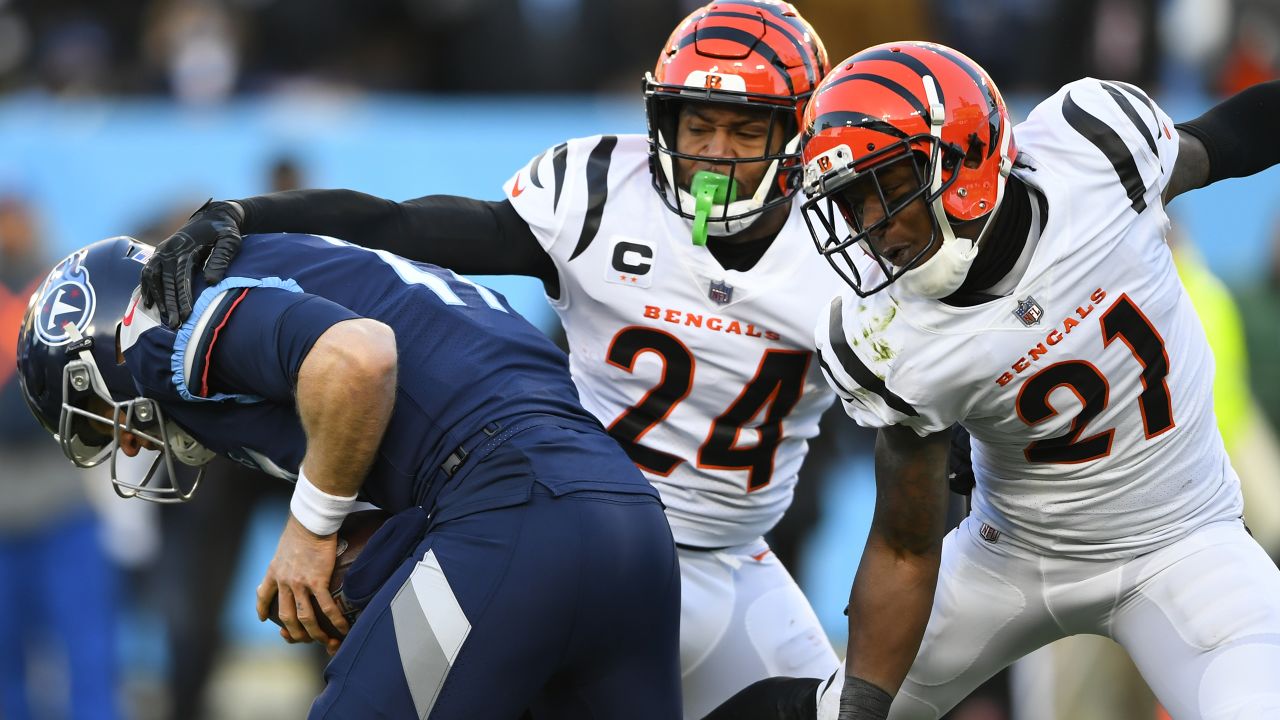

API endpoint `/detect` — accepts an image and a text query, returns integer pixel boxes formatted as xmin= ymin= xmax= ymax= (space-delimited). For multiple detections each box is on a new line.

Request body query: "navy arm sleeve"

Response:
xmin=235 ymin=191 xmax=558 ymax=289
xmin=204 ymin=288 xmax=361 ymax=403
xmin=1176 ymin=80 xmax=1280 ymax=185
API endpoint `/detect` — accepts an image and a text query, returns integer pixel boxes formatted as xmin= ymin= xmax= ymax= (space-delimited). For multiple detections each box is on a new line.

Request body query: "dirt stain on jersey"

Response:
xmin=870 ymin=338 xmax=895 ymax=363
xmin=855 ymin=305 xmax=898 ymax=364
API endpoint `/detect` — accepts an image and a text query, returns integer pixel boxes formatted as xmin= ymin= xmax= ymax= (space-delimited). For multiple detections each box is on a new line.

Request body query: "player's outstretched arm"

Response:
xmin=141 ymin=189 xmax=554 ymax=327
xmin=841 ymin=424 xmax=951 ymax=720
xmin=236 ymin=190 xmax=553 ymax=280
xmin=256 ymin=317 xmax=398 ymax=654
xmin=1166 ymin=80 xmax=1280 ymax=203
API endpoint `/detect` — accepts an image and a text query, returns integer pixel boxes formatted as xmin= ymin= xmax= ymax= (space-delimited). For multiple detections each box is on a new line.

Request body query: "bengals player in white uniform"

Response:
xmin=705 ymin=42 xmax=1280 ymax=720
xmin=139 ymin=3 xmax=843 ymax=717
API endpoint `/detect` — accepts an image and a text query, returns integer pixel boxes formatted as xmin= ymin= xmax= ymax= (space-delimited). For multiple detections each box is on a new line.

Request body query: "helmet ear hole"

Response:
xmin=963 ymin=133 xmax=987 ymax=170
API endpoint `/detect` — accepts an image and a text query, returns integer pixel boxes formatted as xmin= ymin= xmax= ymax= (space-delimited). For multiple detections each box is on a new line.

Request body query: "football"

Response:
xmin=267 ymin=508 xmax=391 ymax=638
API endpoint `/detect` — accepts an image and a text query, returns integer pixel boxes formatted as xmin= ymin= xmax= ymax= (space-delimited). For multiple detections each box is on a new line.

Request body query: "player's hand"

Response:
xmin=139 ymin=199 xmax=245 ymax=329
xmin=256 ymin=513 xmax=349 ymax=655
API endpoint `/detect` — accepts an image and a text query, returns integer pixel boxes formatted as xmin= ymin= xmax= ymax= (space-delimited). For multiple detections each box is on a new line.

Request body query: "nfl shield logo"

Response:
xmin=709 ymin=280 xmax=733 ymax=305
xmin=978 ymin=523 xmax=1001 ymax=543
xmin=1012 ymin=296 xmax=1043 ymax=327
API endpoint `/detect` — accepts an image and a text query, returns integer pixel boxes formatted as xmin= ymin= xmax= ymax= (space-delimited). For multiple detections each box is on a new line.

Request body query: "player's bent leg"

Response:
xmin=310 ymin=491 xmax=573 ymax=719
xmin=311 ymin=487 xmax=681 ymax=720
xmin=678 ymin=540 xmax=838 ymax=719
xmin=527 ymin=491 xmax=681 ymax=720
xmin=878 ymin=518 xmax=1065 ymax=720
xmin=309 ymin=522 xmax=543 ymax=718
xmin=713 ymin=523 xmax=1025 ymax=720
xmin=1112 ymin=520 xmax=1280 ymax=720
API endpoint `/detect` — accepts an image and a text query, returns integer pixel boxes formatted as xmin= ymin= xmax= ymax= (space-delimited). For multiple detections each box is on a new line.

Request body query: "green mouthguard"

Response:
xmin=690 ymin=171 xmax=738 ymax=247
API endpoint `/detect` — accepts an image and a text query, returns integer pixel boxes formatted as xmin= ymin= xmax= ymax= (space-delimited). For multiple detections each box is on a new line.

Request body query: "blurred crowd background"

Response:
xmin=0 ymin=0 xmax=1275 ymax=97
xmin=0 ymin=1 xmax=1277 ymax=719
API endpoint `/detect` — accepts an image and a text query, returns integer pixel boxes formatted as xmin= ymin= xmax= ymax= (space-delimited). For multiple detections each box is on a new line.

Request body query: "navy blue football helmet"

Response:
xmin=17 ymin=237 xmax=213 ymax=502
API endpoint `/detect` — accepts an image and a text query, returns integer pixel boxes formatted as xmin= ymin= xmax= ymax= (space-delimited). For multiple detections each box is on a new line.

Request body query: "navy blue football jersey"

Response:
xmin=120 ymin=233 xmax=655 ymax=514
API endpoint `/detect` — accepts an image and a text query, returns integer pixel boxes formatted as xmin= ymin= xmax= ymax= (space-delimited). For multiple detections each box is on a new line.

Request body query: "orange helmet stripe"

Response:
xmin=821 ymin=45 xmax=1003 ymax=157
xmin=927 ymin=45 xmax=1002 ymax=157
xmin=817 ymin=73 xmax=930 ymax=122
xmin=808 ymin=110 xmax=913 ymax=147
xmin=675 ymin=24 xmax=798 ymax=95
xmin=698 ymin=7 xmax=823 ymax=87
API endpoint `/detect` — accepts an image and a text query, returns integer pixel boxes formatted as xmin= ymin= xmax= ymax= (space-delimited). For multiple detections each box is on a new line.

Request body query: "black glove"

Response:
xmin=140 ymin=199 xmax=245 ymax=328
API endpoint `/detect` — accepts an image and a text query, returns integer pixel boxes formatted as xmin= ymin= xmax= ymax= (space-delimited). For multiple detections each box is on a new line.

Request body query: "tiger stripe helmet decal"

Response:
xmin=799 ymin=42 xmax=1017 ymax=297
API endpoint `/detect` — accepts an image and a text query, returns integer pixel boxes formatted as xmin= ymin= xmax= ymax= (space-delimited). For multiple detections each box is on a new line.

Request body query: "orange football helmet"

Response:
xmin=800 ymin=41 xmax=1017 ymax=297
xmin=644 ymin=0 xmax=829 ymax=236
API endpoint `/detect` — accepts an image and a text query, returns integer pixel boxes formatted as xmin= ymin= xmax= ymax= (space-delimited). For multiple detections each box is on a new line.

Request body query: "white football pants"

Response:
xmin=679 ymin=538 xmax=839 ymax=720
xmin=819 ymin=517 xmax=1280 ymax=720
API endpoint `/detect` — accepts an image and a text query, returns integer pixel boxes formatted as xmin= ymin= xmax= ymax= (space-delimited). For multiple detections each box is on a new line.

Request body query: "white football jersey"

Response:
xmin=505 ymin=134 xmax=842 ymax=547
xmin=816 ymin=79 xmax=1243 ymax=558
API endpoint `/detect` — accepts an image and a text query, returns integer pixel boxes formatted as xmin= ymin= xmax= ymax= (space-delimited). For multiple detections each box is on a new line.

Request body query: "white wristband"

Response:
xmin=290 ymin=467 xmax=358 ymax=536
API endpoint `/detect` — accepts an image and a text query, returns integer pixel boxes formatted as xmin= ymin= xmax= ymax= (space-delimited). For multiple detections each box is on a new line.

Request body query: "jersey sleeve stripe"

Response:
xmin=817 ymin=356 xmax=856 ymax=399
xmin=528 ymin=148 xmax=548 ymax=189
xmin=183 ymin=288 xmax=238 ymax=398
xmin=198 ymin=288 xmax=251 ymax=398
xmin=1101 ymin=81 xmax=1158 ymax=157
xmin=568 ymin=135 xmax=618 ymax=261
xmin=171 ymin=276 xmax=300 ymax=403
xmin=1112 ymin=81 xmax=1161 ymax=126
xmin=1062 ymin=90 xmax=1148 ymax=214
xmin=826 ymin=297 xmax=920 ymax=417
xmin=551 ymin=142 xmax=569 ymax=211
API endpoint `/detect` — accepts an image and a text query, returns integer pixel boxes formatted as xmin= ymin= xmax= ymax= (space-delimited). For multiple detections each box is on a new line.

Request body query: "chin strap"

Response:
xmin=893 ymin=75 xmax=983 ymax=300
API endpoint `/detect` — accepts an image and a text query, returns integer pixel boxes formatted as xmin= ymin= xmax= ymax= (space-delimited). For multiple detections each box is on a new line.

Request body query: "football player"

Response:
xmin=706 ymin=42 xmax=1280 ymax=720
xmin=139 ymin=2 xmax=844 ymax=716
xmin=17 ymin=234 xmax=680 ymax=719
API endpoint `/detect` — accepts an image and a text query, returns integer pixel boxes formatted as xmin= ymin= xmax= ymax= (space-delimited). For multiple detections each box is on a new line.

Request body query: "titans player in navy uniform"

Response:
xmin=16 ymin=234 xmax=681 ymax=719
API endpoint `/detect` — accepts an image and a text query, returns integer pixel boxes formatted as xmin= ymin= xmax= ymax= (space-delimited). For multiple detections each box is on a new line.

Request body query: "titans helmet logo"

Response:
xmin=34 ymin=249 xmax=96 ymax=347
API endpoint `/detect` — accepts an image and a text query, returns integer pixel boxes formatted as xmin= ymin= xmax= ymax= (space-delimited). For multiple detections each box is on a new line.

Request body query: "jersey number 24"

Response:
xmin=604 ymin=326 xmax=809 ymax=491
